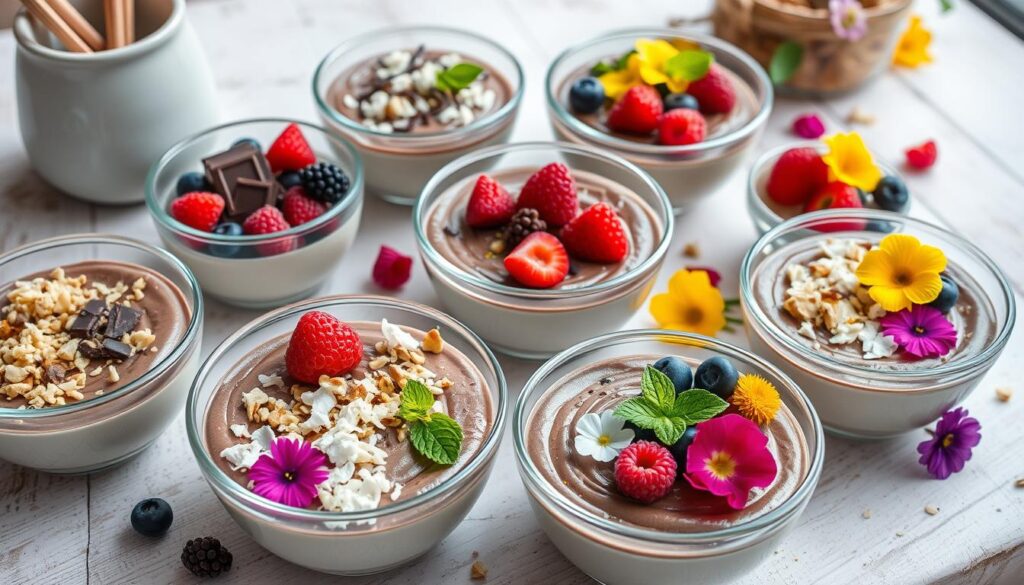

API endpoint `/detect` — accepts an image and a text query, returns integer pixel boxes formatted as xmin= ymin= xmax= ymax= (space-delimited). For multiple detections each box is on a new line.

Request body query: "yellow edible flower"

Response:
xmin=598 ymin=53 xmax=643 ymax=101
xmin=856 ymin=234 xmax=947 ymax=312
xmin=821 ymin=132 xmax=883 ymax=191
xmin=893 ymin=15 xmax=933 ymax=68
xmin=635 ymin=39 xmax=689 ymax=94
xmin=731 ymin=374 xmax=781 ymax=426
xmin=649 ymin=269 xmax=726 ymax=337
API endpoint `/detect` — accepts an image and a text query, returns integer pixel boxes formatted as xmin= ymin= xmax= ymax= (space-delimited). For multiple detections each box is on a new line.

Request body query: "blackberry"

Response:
xmin=181 ymin=536 xmax=233 ymax=578
xmin=504 ymin=208 xmax=547 ymax=248
xmin=299 ymin=162 xmax=351 ymax=204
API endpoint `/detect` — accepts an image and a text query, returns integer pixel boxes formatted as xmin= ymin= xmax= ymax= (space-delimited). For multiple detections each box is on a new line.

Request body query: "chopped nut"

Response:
xmin=488 ymin=239 xmax=505 ymax=255
xmin=422 ymin=329 xmax=444 ymax=354
xmin=368 ymin=356 xmax=390 ymax=370
xmin=470 ymin=560 xmax=488 ymax=580
xmin=1014 ymin=478 xmax=1024 ymax=488
xmin=861 ymin=509 xmax=872 ymax=519
xmin=107 ymin=365 xmax=120 ymax=383
xmin=683 ymin=242 xmax=700 ymax=258
xmin=996 ymin=387 xmax=1013 ymax=402
xmin=924 ymin=505 xmax=939 ymax=516
xmin=846 ymin=106 xmax=875 ymax=125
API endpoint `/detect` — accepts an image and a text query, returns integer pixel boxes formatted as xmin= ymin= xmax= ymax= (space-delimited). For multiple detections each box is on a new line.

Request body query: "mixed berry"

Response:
xmin=168 ymin=124 xmax=352 ymax=258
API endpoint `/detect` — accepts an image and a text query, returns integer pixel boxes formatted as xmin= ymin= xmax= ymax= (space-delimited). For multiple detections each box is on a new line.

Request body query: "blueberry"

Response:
xmin=694 ymin=356 xmax=739 ymax=399
xmin=130 ymin=498 xmax=173 ymax=537
xmin=278 ymin=171 xmax=302 ymax=191
xmin=209 ymin=222 xmax=243 ymax=258
xmin=652 ymin=356 xmax=693 ymax=395
xmin=232 ymin=137 xmax=261 ymax=151
xmin=663 ymin=93 xmax=700 ymax=111
xmin=569 ymin=77 xmax=605 ymax=114
xmin=624 ymin=420 xmax=657 ymax=444
xmin=872 ymin=175 xmax=910 ymax=213
xmin=175 ymin=172 xmax=209 ymax=196
xmin=667 ymin=426 xmax=698 ymax=468
xmin=857 ymin=188 xmax=870 ymax=207
xmin=928 ymin=273 xmax=960 ymax=313
xmin=866 ymin=219 xmax=896 ymax=234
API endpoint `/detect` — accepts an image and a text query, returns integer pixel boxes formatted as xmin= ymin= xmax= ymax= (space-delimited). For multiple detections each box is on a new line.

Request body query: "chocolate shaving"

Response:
xmin=101 ymin=339 xmax=133 ymax=361
xmin=104 ymin=304 xmax=141 ymax=339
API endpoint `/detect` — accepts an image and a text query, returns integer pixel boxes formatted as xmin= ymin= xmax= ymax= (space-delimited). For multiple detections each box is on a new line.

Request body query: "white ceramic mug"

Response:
xmin=13 ymin=0 xmax=218 ymax=204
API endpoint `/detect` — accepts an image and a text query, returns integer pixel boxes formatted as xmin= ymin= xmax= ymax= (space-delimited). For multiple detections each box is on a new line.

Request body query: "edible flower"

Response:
xmin=731 ymin=374 xmax=781 ymax=425
xmin=685 ymin=266 xmax=722 ymax=288
xmin=821 ymin=132 xmax=883 ymax=191
xmin=684 ymin=414 xmax=778 ymax=510
xmin=249 ymin=438 xmax=329 ymax=508
xmin=792 ymin=113 xmax=825 ymax=139
xmin=880 ymin=305 xmax=958 ymax=358
xmin=893 ymin=15 xmax=933 ymax=68
xmin=373 ymin=245 xmax=413 ymax=290
xmin=598 ymin=53 xmax=643 ymax=101
xmin=856 ymin=234 xmax=946 ymax=312
xmin=634 ymin=39 xmax=689 ymax=93
xmin=917 ymin=408 xmax=981 ymax=479
xmin=574 ymin=411 xmax=635 ymax=462
xmin=649 ymin=269 xmax=726 ymax=337
xmin=829 ymin=0 xmax=868 ymax=41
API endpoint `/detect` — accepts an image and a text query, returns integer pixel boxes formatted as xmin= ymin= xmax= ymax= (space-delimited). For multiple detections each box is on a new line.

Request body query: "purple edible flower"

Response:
xmin=792 ymin=114 xmax=826 ymax=139
xmin=829 ymin=0 xmax=868 ymax=41
xmin=917 ymin=408 xmax=981 ymax=479
xmin=249 ymin=438 xmax=329 ymax=508
xmin=880 ymin=305 xmax=958 ymax=359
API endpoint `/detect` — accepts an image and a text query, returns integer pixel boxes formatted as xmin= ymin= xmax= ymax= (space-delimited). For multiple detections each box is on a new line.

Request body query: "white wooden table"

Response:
xmin=2 ymin=1 xmax=1023 ymax=583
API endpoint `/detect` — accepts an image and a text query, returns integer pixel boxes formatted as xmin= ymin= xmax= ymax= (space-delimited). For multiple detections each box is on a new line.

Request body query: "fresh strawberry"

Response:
xmin=466 ymin=174 xmax=515 ymax=228
xmin=170 ymin=192 xmax=225 ymax=232
xmin=657 ymin=108 xmax=707 ymax=146
xmin=265 ymin=123 xmax=316 ymax=173
xmin=686 ymin=64 xmax=736 ymax=115
xmin=560 ymin=203 xmax=629 ymax=263
xmin=285 ymin=311 xmax=363 ymax=383
xmin=606 ymin=85 xmax=663 ymax=135
xmin=804 ymin=181 xmax=866 ymax=232
xmin=765 ymin=147 xmax=830 ymax=206
xmin=243 ymin=205 xmax=296 ymax=255
xmin=503 ymin=232 xmax=569 ymax=289
xmin=905 ymin=140 xmax=937 ymax=170
xmin=282 ymin=187 xmax=326 ymax=226
xmin=516 ymin=163 xmax=579 ymax=226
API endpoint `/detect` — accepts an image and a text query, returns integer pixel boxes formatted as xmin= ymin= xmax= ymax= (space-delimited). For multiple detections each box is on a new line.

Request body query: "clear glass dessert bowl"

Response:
xmin=514 ymin=329 xmax=824 ymax=585
xmin=740 ymin=210 xmax=1016 ymax=439
xmin=313 ymin=25 xmax=524 ymax=206
xmin=186 ymin=295 xmax=506 ymax=575
xmin=0 ymin=234 xmax=203 ymax=474
xmin=414 ymin=141 xmax=673 ymax=360
xmin=546 ymin=28 xmax=772 ymax=215
xmin=747 ymin=141 xmax=909 ymax=236
xmin=145 ymin=118 xmax=364 ymax=309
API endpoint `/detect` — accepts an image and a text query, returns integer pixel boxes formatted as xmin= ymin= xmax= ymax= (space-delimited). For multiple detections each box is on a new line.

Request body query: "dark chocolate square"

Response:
xmin=202 ymin=143 xmax=273 ymax=201
xmin=228 ymin=178 xmax=279 ymax=220
xmin=101 ymin=338 xmax=133 ymax=360
xmin=68 ymin=313 xmax=100 ymax=338
xmin=105 ymin=304 xmax=142 ymax=340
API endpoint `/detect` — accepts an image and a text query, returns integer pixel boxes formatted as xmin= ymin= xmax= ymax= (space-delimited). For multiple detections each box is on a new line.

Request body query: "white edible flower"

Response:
xmin=381 ymin=319 xmax=419 ymax=350
xmin=573 ymin=411 xmax=634 ymax=463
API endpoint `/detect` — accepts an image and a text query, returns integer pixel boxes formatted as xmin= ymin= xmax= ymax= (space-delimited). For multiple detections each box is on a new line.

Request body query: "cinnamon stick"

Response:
xmin=104 ymin=0 xmax=125 ymax=49
xmin=45 ymin=0 xmax=105 ymax=51
xmin=21 ymin=0 xmax=92 ymax=53
xmin=123 ymin=0 xmax=134 ymax=44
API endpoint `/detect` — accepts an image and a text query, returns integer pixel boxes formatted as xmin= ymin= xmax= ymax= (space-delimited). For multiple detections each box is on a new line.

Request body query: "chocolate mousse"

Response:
xmin=0 ymin=261 xmax=191 ymax=408
xmin=205 ymin=319 xmax=493 ymax=511
xmin=327 ymin=47 xmax=513 ymax=134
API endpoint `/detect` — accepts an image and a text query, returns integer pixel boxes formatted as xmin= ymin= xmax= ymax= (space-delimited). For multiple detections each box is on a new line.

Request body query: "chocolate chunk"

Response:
xmin=104 ymin=304 xmax=141 ymax=339
xmin=78 ymin=340 xmax=107 ymax=359
xmin=228 ymin=178 xmax=279 ymax=220
xmin=101 ymin=339 xmax=133 ymax=360
xmin=203 ymin=143 xmax=274 ymax=217
xmin=68 ymin=312 xmax=100 ymax=338
xmin=82 ymin=299 xmax=108 ymax=316
xmin=45 ymin=364 xmax=66 ymax=383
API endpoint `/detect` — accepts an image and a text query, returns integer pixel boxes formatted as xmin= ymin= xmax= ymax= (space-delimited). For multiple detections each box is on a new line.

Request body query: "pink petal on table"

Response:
xmin=792 ymin=114 xmax=825 ymax=139
xmin=373 ymin=246 xmax=413 ymax=290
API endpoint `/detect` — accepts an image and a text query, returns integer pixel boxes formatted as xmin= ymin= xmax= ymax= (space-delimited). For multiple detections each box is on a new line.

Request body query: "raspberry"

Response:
xmin=765 ymin=147 xmax=830 ymax=206
xmin=657 ymin=109 xmax=707 ymax=146
xmin=559 ymin=203 xmax=629 ymax=263
xmin=614 ymin=441 xmax=677 ymax=504
xmin=243 ymin=205 xmax=296 ymax=256
xmin=265 ymin=123 xmax=316 ymax=173
xmin=285 ymin=311 xmax=363 ymax=383
xmin=516 ymin=163 xmax=579 ymax=227
xmin=686 ymin=64 xmax=737 ymax=115
xmin=466 ymin=174 xmax=515 ymax=228
xmin=905 ymin=140 xmax=937 ymax=170
xmin=281 ymin=187 xmax=326 ymax=226
xmin=606 ymin=85 xmax=663 ymax=135
xmin=170 ymin=192 xmax=225 ymax=232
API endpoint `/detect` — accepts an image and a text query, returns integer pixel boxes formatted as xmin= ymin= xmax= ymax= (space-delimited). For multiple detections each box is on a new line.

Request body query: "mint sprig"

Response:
xmin=613 ymin=366 xmax=729 ymax=445
xmin=399 ymin=379 xmax=464 ymax=465
xmin=590 ymin=50 xmax=636 ymax=76
xmin=665 ymin=49 xmax=714 ymax=82
xmin=435 ymin=63 xmax=483 ymax=92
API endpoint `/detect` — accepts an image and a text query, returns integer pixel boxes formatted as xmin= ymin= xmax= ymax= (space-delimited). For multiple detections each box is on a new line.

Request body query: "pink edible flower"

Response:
xmin=685 ymin=266 xmax=722 ymax=288
xmin=373 ymin=245 xmax=413 ymax=290
xmin=249 ymin=438 xmax=329 ymax=508
xmin=880 ymin=305 xmax=958 ymax=359
xmin=829 ymin=0 xmax=868 ymax=41
xmin=792 ymin=114 xmax=825 ymax=139
xmin=684 ymin=414 xmax=778 ymax=510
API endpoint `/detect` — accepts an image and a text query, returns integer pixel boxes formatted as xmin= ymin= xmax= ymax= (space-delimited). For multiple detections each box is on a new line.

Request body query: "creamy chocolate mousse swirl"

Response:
xmin=526 ymin=355 xmax=808 ymax=533
xmin=752 ymin=238 xmax=998 ymax=373
xmin=425 ymin=168 xmax=661 ymax=290
xmin=205 ymin=322 xmax=494 ymax=507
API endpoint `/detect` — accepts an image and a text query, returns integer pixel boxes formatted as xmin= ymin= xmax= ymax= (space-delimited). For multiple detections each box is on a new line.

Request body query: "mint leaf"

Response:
xmin=769 ymin=41 xmax=803 ymax=84
xmin=435 ymin=63 xmax=483 ymax=92
xmin=939 ymin=0 xmax=953 ymax=12
xmin=398 ymin=379 xmax=435 ymax=422
xmin=614 ymin=397 xmax=664 ymax=429
xmin=652 ymin=417 xmax=687 ymax=446
xmin=589 ymin=50 xmax=635 ymax=76
xmin=641 ymin=366 xmax=676 ymax=412
xmin=672 ymin=389 xmax=729 ymax=425
xmin=665 ymin=50 xmax=713 ymax=82
xmin=409 ymin=414 xmax=463 ymax=465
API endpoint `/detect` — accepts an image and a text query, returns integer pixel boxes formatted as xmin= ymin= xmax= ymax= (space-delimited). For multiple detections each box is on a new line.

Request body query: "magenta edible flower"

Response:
xmin=249 ymin=438 xmax=329 ymax=508
xmin=373 ymin=245 xmax=413 ymax=290
xmin=684 ymin=414 xmax=778 ymax=510
xmin=917 ymin=408 xmax=981 ymax=479
xmin=792 ymin=113 xmax=825 ymax=139
xmin=880 ymin=305 xmax=957 ymax=359
xmin=685 ymin=266 xmax=722 ymax=288
xmin=829 ymin=0 xmax=868 ymax=41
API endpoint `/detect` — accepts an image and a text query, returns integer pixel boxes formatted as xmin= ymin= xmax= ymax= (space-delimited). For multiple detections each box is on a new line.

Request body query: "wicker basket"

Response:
xmin=712 ymin=0 xmax=913 ymax=96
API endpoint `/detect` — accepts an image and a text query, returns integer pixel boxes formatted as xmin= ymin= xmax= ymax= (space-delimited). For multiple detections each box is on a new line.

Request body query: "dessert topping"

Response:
xmin=466 ymin=174 xmax=516 ymax=228
xmin=502 ymin=208 xmax=547 ymax=249
xmin=821 ymin=132 xmax=882 ymax=191
xmin=281 ymin=187 xmax=327 ymax=226
xmin=299 ymin=161 xmax=352 ymax=204
xmin=398 ymin=378 xmax=464 ymax=465
xmin=250 ymin=437 xmax=329 ymax=508
xmin=516 ymin=162 xmax=580 ymax=227
xmin=170 ymin=192 xmax=226 ymax=232
xmin=503 ymin=232 xmax=570 ymax=289
xmin=685 ymin=63 xmax=737 ymax=115
xmin=264 ymin=122 xmax=316 ymax=173
xmin=614 ymin=441 xmax=677 ymax=503
xmin=284 ymin=311 xmax=364 ymax=383
xmin=765 ymin=146 xmax=830 ymax=207
xmin=656 ymin=108 xmax=707 ymax=146
xmin=683 ymin=414 xmax=778 ymax=510
xmin=573 ymin=411 xmax=635 ymax=462
xmin=559 ymin=202 xmax=629 ymax=264
xmin=568 ymin=76 xmax=605 ymax=114
xmin=606 ymin=84 xmax=663 ymax=135
xmin=613 ymin=366 xmax=728 ymax=446
xmin=730 ymin=373 xmax=782 ymax=426
xmin=879 ymin=306 xmax=958 ymax=359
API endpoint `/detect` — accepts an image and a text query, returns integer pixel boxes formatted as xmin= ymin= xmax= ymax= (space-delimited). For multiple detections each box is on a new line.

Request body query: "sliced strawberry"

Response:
xmin=804 ymin=181 xmax=866 ymax=232
xmin=560 ymin=203 xmax=629 ymax=263
xmin=466 ymin=174 xmax=515 ymax=228
xmin=503 ymin=232 xmax=569 ymax=289
xmin=265 ymin=123 xmax=316 ymax=173
xmin=516 ymin=163 xmax=579 ymax=227
xmin=606 ymin=85 xmax=663 ymax=135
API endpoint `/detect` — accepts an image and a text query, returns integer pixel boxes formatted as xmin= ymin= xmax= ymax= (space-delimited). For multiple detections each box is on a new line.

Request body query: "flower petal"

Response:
xmin=869 ymin=285 xmax=912 ymax=313
xmin=574 ymin=434 xmax=598 ymax=458
xmin=576 ymin=412 xmax=603 ymax=440
xmin=649 ymin=294 xmax=679 ymax=327
xmin=905 ymin=272 xmax=943 ymax=305
xmin=856 ymin=249 xmax=897 ymax=287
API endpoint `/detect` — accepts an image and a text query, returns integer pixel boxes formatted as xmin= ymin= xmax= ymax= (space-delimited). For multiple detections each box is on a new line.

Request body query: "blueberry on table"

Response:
xmin=131 ymin=498 xmax=173 ymax=537
xmin=667 ymin=426 xmax=698 ymax=468
xmin=652 ymin=356 xmax=693 ymax=395
xmin=663 ymin=93 xmax=699 ymax=111
xmin=209 ymin=222 xmax=243 ymax=258
xmin=624 ymin=420 xmax=657 ymax=444
xmin=694 ymin=356 xmax=739 ymax=399
xmin=175 ymin=172 xmax=210 ymax=196
xmin=928 ymin=274 xmax=960 ymax=313
xmin=232 ymin=137 xmax=261 ymax=151
xmin=569 ymin=77 xmax=605 ymax=114
xmin=872 ymin=175 xmax=910 ymax=213
xmin=278 ymin=171 xmax=302 ymax=191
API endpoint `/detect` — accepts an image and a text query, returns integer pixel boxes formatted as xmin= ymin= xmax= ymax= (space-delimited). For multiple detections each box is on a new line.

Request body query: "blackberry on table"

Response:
xmin=181 ymin=536 xmax=233 ymax=578
xmin=299 ymin=162 xmax=351 ymax=204
xmin=504 ymin=208 xmax=547 ymax=248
